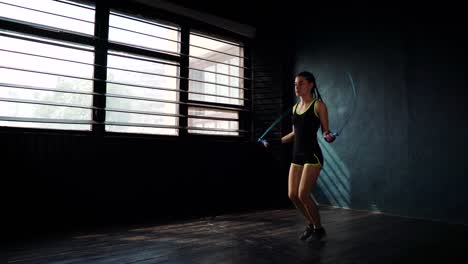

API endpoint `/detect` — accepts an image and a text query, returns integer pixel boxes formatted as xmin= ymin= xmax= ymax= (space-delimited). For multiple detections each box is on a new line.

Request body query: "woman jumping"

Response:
xmin=281 ymin=71 xmax=336 ymax=243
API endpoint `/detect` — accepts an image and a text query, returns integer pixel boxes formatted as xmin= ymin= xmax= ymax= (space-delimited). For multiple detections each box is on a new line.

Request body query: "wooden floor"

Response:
xmin=7 ymin=206 xmax=468 ymax=264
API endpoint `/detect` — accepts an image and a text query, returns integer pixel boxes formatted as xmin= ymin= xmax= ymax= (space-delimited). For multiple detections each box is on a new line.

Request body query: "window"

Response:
xmin=108 ymin=12 xmax=179 ymax=53
xmin=0 ymin=1 xmax=250 ymax=137
xmin=0 ymin=0 xmax=95 ymax=130
xmin=188 ymin=32 xmax=246 ymax=136
xmin=0 ymin=0 xmax=95 ymax=35
xmin=105 ymin=11 xmax=181 ymax=135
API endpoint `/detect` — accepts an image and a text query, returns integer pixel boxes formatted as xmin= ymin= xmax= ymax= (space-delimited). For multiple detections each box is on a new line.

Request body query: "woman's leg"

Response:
xmin=288 ymin=164 xmax=314 ymax=225
xmin=298 ymin=164 xmax=322 ymax=228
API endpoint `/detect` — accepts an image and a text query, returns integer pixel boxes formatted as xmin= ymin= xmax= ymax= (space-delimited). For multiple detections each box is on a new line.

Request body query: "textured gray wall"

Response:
xmin=291 ymin=20 xmax=468 ymax=224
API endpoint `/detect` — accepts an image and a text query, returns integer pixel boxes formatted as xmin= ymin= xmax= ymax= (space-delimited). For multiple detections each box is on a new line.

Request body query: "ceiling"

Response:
xmin=163 ymin=0 xmax=283 ymax=27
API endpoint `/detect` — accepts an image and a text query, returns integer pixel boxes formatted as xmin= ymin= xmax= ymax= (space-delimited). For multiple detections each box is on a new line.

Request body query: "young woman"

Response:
xmin=281 ymin=71 xmax=336 ymax=242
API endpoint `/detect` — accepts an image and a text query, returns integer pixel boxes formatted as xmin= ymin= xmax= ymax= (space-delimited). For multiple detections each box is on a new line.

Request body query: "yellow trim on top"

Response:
xmin=296 ymin=99 xmax=315 ymax=115
xmin=291 ymin=163 xmax=304 ymax=167
xmin=313 ymin=99 xmax=320 ymax=118
xmin=304 ymin=162 xmax=321 ymax=167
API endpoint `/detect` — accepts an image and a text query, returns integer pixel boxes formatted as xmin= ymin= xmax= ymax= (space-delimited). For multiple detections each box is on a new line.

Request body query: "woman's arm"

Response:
xmin=281 ymin=126 xmax=295 ymax=143
xmin=316 ymin=100 xmax=335 ymax=142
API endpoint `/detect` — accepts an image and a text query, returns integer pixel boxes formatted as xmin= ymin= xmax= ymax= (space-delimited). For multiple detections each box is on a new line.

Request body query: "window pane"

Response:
xmin=109 ymin=12 xmax=180 ymax=54
xmin=188 ymin=107 xmax=239 ymax=136
xmin=106 ymin=97 xmax=176 ymax=114
xmin=0 ymin=0 xmax=95 ymax=35
xmin=106 ymin=112 xmax=177 ymax=136
xmin=105 ymin=51 xmax=179 ymax=135
xmin=107 ymin=52 xmax=178 ymax=89
xmin=0 ymin=34 xmax=94 ymax=79
xmin=188 ymin=81 xmax=243 ymax=105
xmin=0 ymin=33 xmax=94 ymax=130
xmin=190 ymin=34 xmax=242 ymax=58
xmin=0 ymin=86 xmax=91 ymax=106
xmin=0 ymin=101 xmax=90 ymax=120
xmin=189 ymin=32 xmax=244 ymax=106
xmin=105 ymin=125 xmax=176 ymax=135
xmin=0 ymin=119 xmax=90 ymax=130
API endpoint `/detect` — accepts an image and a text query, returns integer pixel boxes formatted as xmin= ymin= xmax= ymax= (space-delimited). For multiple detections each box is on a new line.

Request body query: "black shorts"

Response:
xmin=291 ymin=151 xmax=323 ymax=168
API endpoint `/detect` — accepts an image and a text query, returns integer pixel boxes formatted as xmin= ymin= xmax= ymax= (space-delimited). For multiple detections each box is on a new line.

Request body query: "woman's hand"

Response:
xmin=259 ymin=139 xmax=269 ymax=148
xmin=323 ymin=131 xmax=336 ymax=143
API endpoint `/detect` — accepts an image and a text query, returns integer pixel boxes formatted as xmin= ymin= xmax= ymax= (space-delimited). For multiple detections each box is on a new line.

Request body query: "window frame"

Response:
xmin=188 ymin=29 xmax=250 ymax=137
xmin=0 ymin=0 xmax=252 ymax=142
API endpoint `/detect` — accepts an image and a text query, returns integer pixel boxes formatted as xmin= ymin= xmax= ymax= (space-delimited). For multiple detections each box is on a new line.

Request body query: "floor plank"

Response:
xmin=7 ymin=206 xmax=468 ymax=264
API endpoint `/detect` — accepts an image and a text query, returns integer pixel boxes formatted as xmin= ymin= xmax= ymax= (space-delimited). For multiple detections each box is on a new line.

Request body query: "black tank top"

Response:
xmin=292 ymin=99 xmax=321 ymax=155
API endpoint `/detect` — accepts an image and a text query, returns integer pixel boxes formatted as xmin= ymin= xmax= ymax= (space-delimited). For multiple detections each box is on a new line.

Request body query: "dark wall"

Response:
xmin=291 ymin=8 xmax=468 ymax=224
xmin=5 ymin=130 xmax=284 ymax=240
xmin=4 ymin=1 xmax=296 ymax=242
xmin=252 ymin=19 xmax=295 ymax=193
xmin=405 ymin=22 xmax=468 ymax=223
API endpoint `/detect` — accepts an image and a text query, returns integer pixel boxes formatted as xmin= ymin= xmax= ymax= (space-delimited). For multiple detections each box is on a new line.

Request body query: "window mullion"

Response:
xmin=179 ymin=25 xmax=190 ymax=136
xmin=92 ymin=2 xmax=110 ymax=135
